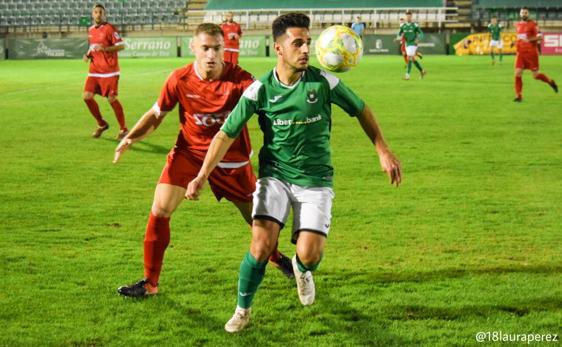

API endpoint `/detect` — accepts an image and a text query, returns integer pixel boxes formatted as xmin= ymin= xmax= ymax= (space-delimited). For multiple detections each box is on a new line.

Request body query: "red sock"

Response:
xmin=144 ymin=213 xmax=170 ymax=287
xmin=515 ymin=76 xmax=523 ymax=97
xmin=84 ymin=98 xmax=106 ymax=126
xmin=110 ymin=99 xmax=127 ymax=130
xmin=534 ymin=73 xmax=552 ymax=84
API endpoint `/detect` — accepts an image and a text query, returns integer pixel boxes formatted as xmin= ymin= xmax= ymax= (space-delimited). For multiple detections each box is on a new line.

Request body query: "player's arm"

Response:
xmin=102 ymin=44 xmax=125 ymax=52
xmin=356 ymin=105 xmax=401 ymax=187
xmin=415 ymin=24 xmax=424 ymax=43
xmin=113 ymin=107 xmax=168 ymax=163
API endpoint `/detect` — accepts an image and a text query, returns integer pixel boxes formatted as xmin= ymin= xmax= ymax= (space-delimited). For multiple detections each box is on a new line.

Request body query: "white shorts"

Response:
xmin=252 ymin=177 xmax=335 ymax=243
xmin=489 ymin=40 xmax=503 ymax=49
xmin=405 ymin=45 xmax=418 ymax=57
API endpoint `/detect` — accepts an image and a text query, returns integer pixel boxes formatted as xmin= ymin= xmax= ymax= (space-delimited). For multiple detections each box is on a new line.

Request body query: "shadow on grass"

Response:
xmin=100 ymin=137 xmax=170 ymax=156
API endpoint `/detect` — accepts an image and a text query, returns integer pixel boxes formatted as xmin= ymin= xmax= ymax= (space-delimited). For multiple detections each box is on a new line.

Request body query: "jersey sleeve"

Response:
xmin=321 ymin=71 xmax=365 ymax=117
xmin=108 ymin=25 xmax=124 ymax=46
xmin=221 ymin=80 xmax=262 ymax=138
xmin=153 ymin=72 xmax=179 ymax=116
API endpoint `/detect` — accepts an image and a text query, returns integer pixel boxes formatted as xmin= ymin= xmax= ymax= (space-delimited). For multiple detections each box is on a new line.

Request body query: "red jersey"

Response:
xmin=87 ymin=23 xmax=124 ymax=76
xmin=220 ymin=21 xmax=242 ymax=51
xmin=516 ymin=20 xmax=539 ymax=54
xmin=154 ymin=62 xmax=254 ymax=163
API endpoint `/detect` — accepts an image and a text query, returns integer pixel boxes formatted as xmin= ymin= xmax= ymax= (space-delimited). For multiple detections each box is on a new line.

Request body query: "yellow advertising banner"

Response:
xmin=454 ymin=32 xmax=518 ymax=56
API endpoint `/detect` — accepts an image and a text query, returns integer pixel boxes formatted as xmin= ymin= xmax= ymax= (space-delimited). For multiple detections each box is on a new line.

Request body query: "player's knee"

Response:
xmin=108 ymin=96 xmax=118 ymax=103
xmin=151 ymin=204 xmax=175 ymax=218
xmin=83 ymin=92 xmax=94 ymax=101
xmin=250 ymin=235 xmax=276 ymax=261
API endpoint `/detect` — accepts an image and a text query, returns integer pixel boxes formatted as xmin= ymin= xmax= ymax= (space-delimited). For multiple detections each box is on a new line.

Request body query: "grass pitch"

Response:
xmin=1 ymin=55 xmax=561 ymax=346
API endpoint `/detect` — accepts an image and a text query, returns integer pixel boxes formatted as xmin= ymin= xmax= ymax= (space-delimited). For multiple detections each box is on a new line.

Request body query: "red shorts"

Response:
xmin=159 ymin=143 xmax=255 ymax=203
xmin=84 ymin=75 xmax=119 ymax=97
xmin=224 ymin=50 xmax=239 ymax=65
xmin=515 ymin=52 xmax=539 ymax=70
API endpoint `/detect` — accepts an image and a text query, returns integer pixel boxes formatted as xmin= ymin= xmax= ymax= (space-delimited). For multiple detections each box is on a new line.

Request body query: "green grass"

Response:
xmin=1 ymin=55 xmax=561 ymax=346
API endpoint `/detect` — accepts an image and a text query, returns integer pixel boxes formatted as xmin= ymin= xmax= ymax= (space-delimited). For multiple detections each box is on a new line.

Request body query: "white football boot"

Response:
xmin=292 ymin=256 xmax=315 ymax=305
xmin=224 ymin=307 xmax=251 ymax=333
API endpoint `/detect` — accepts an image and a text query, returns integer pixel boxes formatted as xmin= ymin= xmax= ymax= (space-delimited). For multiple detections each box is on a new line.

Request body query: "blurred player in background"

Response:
xmin=398 ymin=18 xmax=422 ymax=67
xmin=115 ymin=23 xmax=293 ymax=298
xmin=220 ymin=11 xmax=242 ymax=65
xmin=83 ymin=3 xmax=128 ymax=140
xmin=398 ymin=11 xmax=426 ymax=80
xmin=351 ymin=16 xmax=365 ymax=39
xmin=488 ymin=16 xmax=503 ymax=65
xmin=187 ymin=13 xmax=402 ymax=332
xmin=514 ymin=7 xmax=558 ymax=102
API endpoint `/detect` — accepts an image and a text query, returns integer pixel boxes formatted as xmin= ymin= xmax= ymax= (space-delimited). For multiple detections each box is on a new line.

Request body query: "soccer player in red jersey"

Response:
xmin=220 ymin=12 xmax=242 ymax=65
xmin=83 ymin=4 xmax=128 ymax=140
xmin=114 ymin=23 xmax=293 ymax=297
xmin=513 ymin=7 xmax=558 ymax=102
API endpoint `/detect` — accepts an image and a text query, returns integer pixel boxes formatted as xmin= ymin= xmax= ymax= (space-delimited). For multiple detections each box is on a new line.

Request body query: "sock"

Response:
xmin=414 ymin=60 xmax=423 ymax=72
xmin=295 ymin=254 xmax=322 ymax=272
xmin=237 ymin=252 xmax=267 ymax=309
xmin=143 ymin=213 xmax=170 ymax=287
xmin=515 ymin=76 xmax=523 ymax=97
xmin=110 ymin=99 xmax=127 ymax=130
xmin=407 ymin=60 xmax=412 ymax=74
xmin=534 ymin=73 xmax=552 ymax=84
xmin=491 ymin=51 xmax=495 ymax=61
xmin=84 ymin=98 xmax=106 ymax=126
xmin=499 ymin=52 xmax=503 ymax=62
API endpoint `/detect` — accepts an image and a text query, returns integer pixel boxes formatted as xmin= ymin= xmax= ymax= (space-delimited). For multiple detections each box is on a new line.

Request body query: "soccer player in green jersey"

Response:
xmin=186 ymin=12 xmax=402 ymax=332
xmin=488 ymin=16 xmax=503 ymax=65
xmin=398 ymin=10 xmax=426 ymax=80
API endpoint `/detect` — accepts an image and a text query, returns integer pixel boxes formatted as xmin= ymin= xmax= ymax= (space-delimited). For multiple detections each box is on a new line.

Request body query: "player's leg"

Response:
xmin=209 ymin=165 xmax=294 ymax=278
xmin=104 ymin=77 xmax=128 ymax=139
xmin=532 ymin=69 xmax=558 ymax=93
xmin=83 ymin=77 xmax=109 ymax=137
xmin=224 ymin=219 xmax=281 ymax=333
xmin=117 ymin=183 xmax=185 ymax=297
xmin=514 ymin=53 xmax=524 ymax=102
xmin=490 ymin=42 xmax=496 ymax=64
xmin=290 ymin=185 xmax=333 ymax=306
xmin=225 ymin=177 xmax=291 ymax=332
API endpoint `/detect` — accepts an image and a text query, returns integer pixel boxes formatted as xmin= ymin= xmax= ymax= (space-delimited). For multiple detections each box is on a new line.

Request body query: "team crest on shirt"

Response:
xmin=306 ymin=89 xmax=318 ymax=104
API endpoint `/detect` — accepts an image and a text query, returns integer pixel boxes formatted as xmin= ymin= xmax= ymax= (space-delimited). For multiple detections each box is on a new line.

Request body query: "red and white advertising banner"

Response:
xmin=541 ymin=32 xmax=562 ymax=55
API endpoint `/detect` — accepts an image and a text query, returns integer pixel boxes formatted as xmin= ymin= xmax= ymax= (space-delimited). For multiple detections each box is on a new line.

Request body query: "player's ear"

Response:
xmin=189 ymin=37 xmax=196 ymax=54
xmin=274 ymin=41 xmax=282 ymax=57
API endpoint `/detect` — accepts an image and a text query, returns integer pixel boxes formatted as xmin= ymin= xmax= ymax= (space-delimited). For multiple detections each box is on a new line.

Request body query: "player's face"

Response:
xmin=192 ymin=32 xmax=224 ymax=72
xmin=520 ymin=8 xmax=529 ymax=20
xmin=491 ymin=17 xmax=497 ymax=24
xmin=92 ymin=7 xmax=105 ymax=25
xmin=225 ymin=13 xmax=233 ymax=22
xmin=406 ymin=14 xmax=412 ymax=22
xmin=275 ymin=27 xmax=311 ymax=72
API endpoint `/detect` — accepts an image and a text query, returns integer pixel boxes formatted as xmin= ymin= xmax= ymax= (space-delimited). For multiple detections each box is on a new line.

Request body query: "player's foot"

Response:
xmin=292 ymin=256 xmax=315 ymax=306
xmin=513 ymin=96 xmax=523 ymax=102
xmin=269 ymin=250 xmax=294 ymax=279
xmin=420 ymin=70 xmax=427 ymax=79
xmin=417 ymin=53 xmax=423 ymax=60
xmin=402 ymin=74 xmax=410 ymax=81
xmin=549 ymin=80 xmax=558 ymax=93
xmin=224 ymin=307 xmax=251 ymax=333
xmin=117 ymin=278 xmax=158 ymax=297
xmin=116 ymin=129 xmax=129 ymax=141
xmin=92 ymin=123 xmax=109 ymax=138
xmin=491 ymin=60 xmax=496 ymax=65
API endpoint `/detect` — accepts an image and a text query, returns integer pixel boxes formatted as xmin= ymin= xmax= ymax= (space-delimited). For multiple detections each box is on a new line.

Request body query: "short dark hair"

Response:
xmin=521 ymin=6 xmax=529 ymax=10
xmin=405 ymin=10 xmax=412 ymax=15
xmin=93 ymin=3 xmax=105 ymax=11
xmin=195 ymin=23 xmax=224 ymax=37
xmin=491 ymin=15 xmax=497 ymax=19
xmin=272 ymin=13 xmax=310 ymax=41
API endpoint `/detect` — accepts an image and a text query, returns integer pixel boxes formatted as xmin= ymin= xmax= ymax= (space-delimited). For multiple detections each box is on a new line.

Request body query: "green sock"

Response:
xmin=295 ymin=254 xmax=322 ymax=272
xmin=491 ymin=51 xmax=495 ymax=61
xmin=407 ymin=61 xmax=412 ymax=74
xmin=237 ymin=252 xmax=267 ymax=309
xmin=499 ymin=52 xmax=503 ymax=62
xmin=414 ymin=60 xmax=423 ymax=72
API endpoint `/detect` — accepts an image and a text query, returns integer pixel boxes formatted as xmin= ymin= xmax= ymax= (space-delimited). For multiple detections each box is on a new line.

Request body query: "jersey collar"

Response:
xmin=273 ymin=68 xmax=305 ymax=89
xmin=193 ymin=61 xmax=225 ymax=81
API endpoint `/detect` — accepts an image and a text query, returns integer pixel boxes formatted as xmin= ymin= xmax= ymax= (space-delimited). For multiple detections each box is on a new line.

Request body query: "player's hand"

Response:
xmin=378 ymin=149 xmax=402 ymax=187
xmin=113 ymin=138 xmax=133 ymax=164
xmin=186 ymin=174 xmax=206 ymax=200
xmin=82 ymin=54 xmax=89 ymax=62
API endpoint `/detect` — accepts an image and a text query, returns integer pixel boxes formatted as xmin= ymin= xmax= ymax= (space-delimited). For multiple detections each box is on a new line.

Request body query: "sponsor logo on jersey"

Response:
xmin=193 ymin=111 xmax=230 ymax=127
xmin=186 ymin=93 xmax=201 ymax=99
xmin=273 ymin=114 xmax=322 ymax=126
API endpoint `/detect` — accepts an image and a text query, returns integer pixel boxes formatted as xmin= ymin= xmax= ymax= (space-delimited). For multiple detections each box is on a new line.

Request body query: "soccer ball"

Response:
xmin=315 ymin=25 xmax=363 ymax=73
